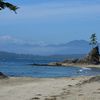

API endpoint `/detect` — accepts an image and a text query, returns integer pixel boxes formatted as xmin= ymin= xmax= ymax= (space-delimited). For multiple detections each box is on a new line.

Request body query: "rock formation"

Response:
xmin=83 ymin=46 xmax=100 ymax=64
xmin=48 ymin=46 xmax=100 ymax=66
xmin=58 ymin=46 xmax=100 ymax=65
xmin=0 ymin=72 xmax=8 ymax=79
xmin=33 ymin=46 xmax=100 ymax=66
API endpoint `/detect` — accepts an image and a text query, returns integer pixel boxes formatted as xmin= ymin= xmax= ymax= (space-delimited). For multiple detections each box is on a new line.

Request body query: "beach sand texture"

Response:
xmin=0 ymin=76 xmax=100 ymax=100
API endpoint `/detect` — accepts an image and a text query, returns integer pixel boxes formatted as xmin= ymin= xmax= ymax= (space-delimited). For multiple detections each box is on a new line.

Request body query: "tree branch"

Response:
xmin=0 ymin=1 xmax=19 ymax=13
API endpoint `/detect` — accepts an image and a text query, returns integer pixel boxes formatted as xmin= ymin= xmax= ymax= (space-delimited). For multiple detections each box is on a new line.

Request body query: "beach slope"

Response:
xmin=0 ymin=76 xmax=100 ymax=100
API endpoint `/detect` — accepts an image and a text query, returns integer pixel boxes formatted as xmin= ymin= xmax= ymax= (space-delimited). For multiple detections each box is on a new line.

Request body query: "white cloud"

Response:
xmin=0 ymin=35 xmax=13 ymax=41
xmin=0 ymin=35 xmax=24 ymax=44
xmin=0 ymin=35 xmax=48 ymax=47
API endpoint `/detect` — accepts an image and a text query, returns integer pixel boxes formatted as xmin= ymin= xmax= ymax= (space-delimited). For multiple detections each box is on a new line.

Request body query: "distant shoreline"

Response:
xmin=31 ymin=63 xmax=100 ymax=68
xmin=61 ymin=63 xmax=100 ymax=68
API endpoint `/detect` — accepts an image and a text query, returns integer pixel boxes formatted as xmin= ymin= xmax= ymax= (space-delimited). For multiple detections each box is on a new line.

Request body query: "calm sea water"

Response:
xmin=0 ymin=56 xmax=100 ymax=78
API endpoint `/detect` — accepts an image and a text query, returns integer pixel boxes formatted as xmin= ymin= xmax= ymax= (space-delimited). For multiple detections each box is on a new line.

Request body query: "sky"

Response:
xmin=0 ymin=0 xmax=100 ymax=45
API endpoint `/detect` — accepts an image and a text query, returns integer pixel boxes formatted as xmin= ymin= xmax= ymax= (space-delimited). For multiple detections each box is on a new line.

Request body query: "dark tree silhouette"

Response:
xmin=89 ymin=33 xmax=98 ymax=49
xmin=0 ymin=0 xmax=18 ymax=13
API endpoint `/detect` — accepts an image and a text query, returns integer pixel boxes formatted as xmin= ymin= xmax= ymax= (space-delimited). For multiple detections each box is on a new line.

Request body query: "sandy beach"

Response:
xmin=61 ymin=63 xmax=100 ymax=68
xmin=0 ymin=76 xmax=100 ymax=100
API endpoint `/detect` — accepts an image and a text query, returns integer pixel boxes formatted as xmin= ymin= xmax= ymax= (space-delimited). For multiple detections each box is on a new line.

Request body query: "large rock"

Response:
xmin=84 ymin=46 xmax=100 ymax=64
xmin=0 ymin=72 xmax=8 ymax=79
xmin=62 ymin=46 xmax=100 ymax=65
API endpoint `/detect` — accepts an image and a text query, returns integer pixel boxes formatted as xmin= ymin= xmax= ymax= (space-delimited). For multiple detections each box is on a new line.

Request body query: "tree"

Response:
xmin=0 ymin=0 xmax=18 ymax=13
xmin=89 ymin=33 xmax=98 ymax=48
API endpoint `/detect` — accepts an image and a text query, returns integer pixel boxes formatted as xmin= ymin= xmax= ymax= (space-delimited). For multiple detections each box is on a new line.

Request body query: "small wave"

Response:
xmin=82 ymin=67 xmax=91 ymax=70
xmin=78 ymin=67 xmax=91 ymax=72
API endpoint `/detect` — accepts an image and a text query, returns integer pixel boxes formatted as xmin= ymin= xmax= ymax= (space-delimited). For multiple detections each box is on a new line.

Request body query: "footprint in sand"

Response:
xmin=68 ymin=84 xmax=73 ymax=87
xmin=97 ymin=88 xmax=100 ymax=90
xmin=62 ymin=88 xmax=66 ymax=90
xmin=36 ymin=94 xmax=42 ymax=96
xmin=31 ymin=97 xmax=40 ymax=100
xmin=45 ymin=97 xmax=57 ymax=100
xmin=78 ymin=94 xmax=84 ymax=96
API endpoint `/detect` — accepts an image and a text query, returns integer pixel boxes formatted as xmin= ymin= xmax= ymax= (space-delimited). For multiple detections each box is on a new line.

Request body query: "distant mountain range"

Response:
xmin=0 ymin=39 xmax=99 ymax=55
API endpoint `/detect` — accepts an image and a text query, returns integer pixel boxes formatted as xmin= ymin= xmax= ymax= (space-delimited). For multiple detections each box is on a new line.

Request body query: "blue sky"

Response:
xmin=0 ymin=0 xmax=100 ymax=44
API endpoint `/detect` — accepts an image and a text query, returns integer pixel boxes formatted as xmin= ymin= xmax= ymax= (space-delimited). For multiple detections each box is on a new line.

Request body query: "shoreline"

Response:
xmin=30 ymin=62 xmax=100 ymax=68
xmin=47 ymin=61 xmax=100 ymax=68
xmin=32 ymin=63 xmax=100 ymax=68
xmin=61 ymin=63 xmax=100 ymax=68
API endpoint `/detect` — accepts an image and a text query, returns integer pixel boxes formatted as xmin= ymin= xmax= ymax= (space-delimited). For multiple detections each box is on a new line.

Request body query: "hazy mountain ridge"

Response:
xmin=0 ymin=40 xmax=99 ymax=55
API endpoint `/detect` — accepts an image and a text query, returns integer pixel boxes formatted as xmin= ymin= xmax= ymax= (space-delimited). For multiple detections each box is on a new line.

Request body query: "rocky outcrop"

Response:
xmin=32 ymin=46 xmax=100 ymax=66
xmin=31 ymin=63 xmax=62 ymax=66
xmin=48 ymin=62 xmax=62 ymax=66
xmin=53 ymin=46 xmax=100 ymax=66
xmin=84 ymin=46 xmax=100 ymax=64
xmin=64 ymin=46 xmax=100 ymax=64
xmin=0 ymin=72 xmax=8 ymax=79
xmin=62 ymin=59 xmax=79 ymax=63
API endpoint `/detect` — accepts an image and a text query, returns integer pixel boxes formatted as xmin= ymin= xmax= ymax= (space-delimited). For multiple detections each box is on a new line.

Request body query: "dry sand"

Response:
xmin=61 ymin=63 xmax=100 ymax=68
xmin=0 ymin=76 xmax=100 ymax=100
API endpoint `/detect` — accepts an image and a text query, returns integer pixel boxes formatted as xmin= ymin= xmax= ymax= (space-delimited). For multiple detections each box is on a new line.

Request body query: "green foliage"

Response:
xmin=89 ymin=33 xmax=98 ymax=48
xmin=0 ymin=0 xmax=18 ymax=13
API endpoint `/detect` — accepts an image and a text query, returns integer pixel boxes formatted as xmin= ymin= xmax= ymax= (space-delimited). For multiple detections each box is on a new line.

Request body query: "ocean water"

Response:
xmin=0 ymin=56 xmax=100 ymax=78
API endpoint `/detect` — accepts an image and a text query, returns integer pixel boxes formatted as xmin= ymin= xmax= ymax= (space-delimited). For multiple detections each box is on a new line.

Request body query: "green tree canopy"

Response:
xmin=0 ymin=0 xmax=18 ymax=13
xmin=89 ymin=33 xmax=98 ymax=48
